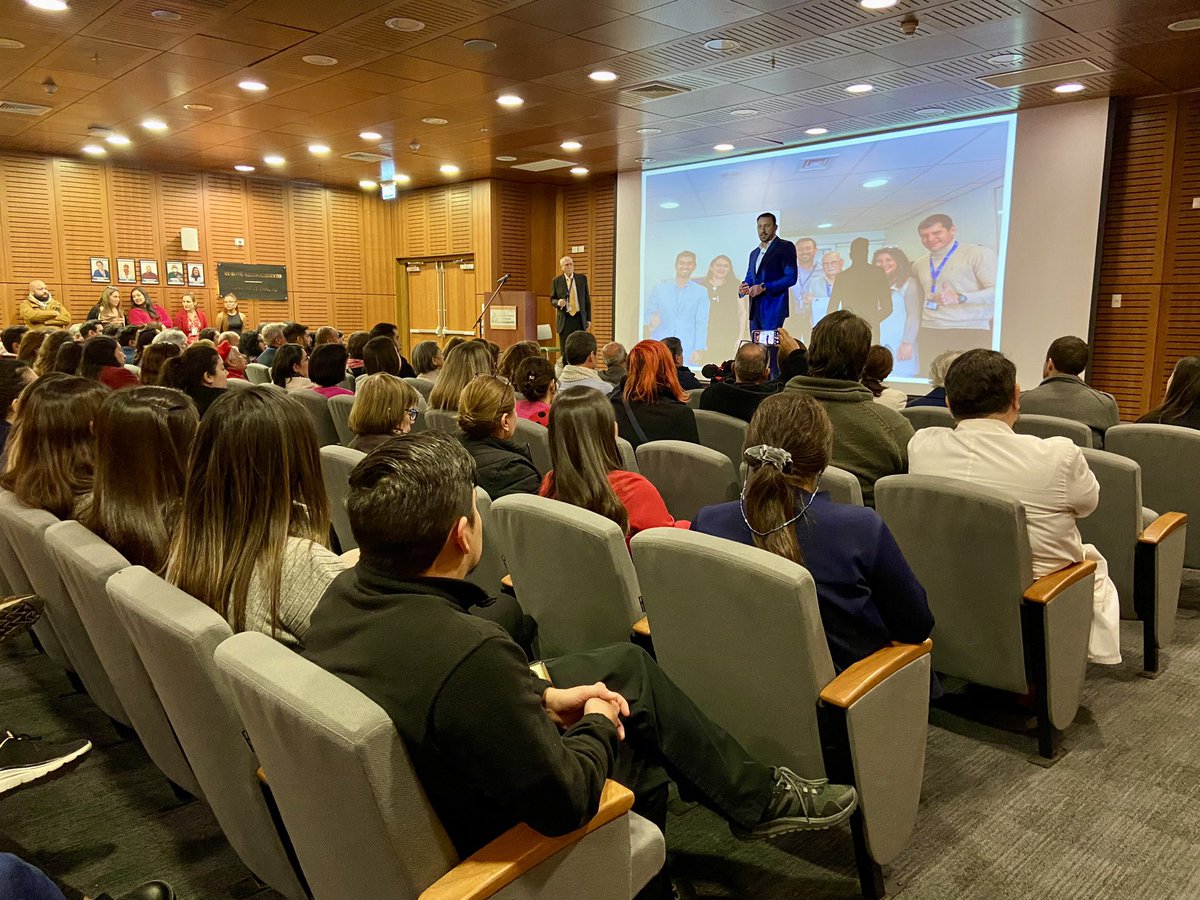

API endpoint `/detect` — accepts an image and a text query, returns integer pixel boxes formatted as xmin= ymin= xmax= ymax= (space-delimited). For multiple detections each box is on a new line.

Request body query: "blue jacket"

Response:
xmin=744 ymin=238 xmax=798 ymax=330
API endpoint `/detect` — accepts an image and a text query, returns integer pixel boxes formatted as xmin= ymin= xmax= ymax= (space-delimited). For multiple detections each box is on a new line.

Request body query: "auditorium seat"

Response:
xmin=693 ymin=409 xmax=748 ymax=476
xmin=822 ymin=465 xmax=865 ymax=506
xmin=327 ymin=393 xmax=354 ymax=445
xmin=686 ymin=388 xmax=704 ymax=408
xmin=1078 ymin=449 xmax=1187 ymax=676
xmin=898 ymin=407 xmax=954 ymax=430
xmin=1106 ymin=424 xmax=1200 ymax=568
xmin=225 ymin=376 xmax=254 ymax=390
xmin=0 ymin=492 xmax=130 ymax=728
xmin=45 ymin=521 xmax=202 ymax=798
xmin=629 ymin=528 xmax=930 ymax=899
xmin=468 ymin=487 xmax=508 ymax=597
xmin=320 ymin=446 xmax=365 ymax=553
xmin=404 ymin=376 xmax=433 ymax=400
xmin=635 ymin=441 xmax=738 ymax=520
xmin=875 ymin=475 xmax=1094 ymax=762
xmin=214 ymin=631 xmax=665 ymax=900
xmin=492 ymin=495 xmax=643 ymax=658
xmin=1013 ymin=414 xmax=1093 ymax=447
xmin=616 ymin=436 xmax=638 ymax=473
xmin=290 ymin=389 xmax=341 ymax=448
xmin=421 ymin=408 xmax=460 ymax=435
xmin=513 ymin=417 xmax=552 ymax=476
xmin=108 ymin=567 xmax=308 ymax=900
xmin=245 ymin=362 xmax=271 ymax=384
xmin=0 ymin=500 xmax=73 ymax=675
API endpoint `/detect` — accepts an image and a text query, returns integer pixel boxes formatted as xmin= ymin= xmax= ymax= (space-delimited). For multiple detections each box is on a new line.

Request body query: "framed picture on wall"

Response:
xmin=165 ymin=260 xmax=186 ymax=285
xmin=116 ymin=258 xmax=137 ymax=283
xmin=139 ymin=259 xmax=159 ymax=285
xmin=187 ymin=263 xmax=205 ymax=287
xmin=90 ymin=257 xmax=110 ymax=283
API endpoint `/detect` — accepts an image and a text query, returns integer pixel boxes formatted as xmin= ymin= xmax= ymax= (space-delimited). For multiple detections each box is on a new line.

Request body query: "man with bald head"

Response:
xmin=699 ymin=341 xmax=780 ymax=422
xmin=550 ymin=255 xmax=591 ymax=348
xmin=20 ymin=280 xmax=71 ymax=328
xmin=600 ymin=341 xmax=627 ymax=387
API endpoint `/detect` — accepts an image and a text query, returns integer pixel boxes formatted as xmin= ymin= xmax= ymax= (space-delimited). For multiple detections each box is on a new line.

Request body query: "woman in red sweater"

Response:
xmin=176 ymin=293 xmax=208 ymax=344
xmin=128 ymin=287 xmax=174 ymax=328
xmin=540 ymin=388 xmax=686 ymax=538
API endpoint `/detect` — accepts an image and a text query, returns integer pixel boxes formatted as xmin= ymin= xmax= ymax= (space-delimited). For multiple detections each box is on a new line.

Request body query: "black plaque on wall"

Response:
xmin=216 ymin=263 xmax=288 ymax=301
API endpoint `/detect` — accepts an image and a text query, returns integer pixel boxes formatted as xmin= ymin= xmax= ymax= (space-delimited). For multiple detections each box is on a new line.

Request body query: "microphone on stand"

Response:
xmin=497 ymin=273 xmax=511 ymax=283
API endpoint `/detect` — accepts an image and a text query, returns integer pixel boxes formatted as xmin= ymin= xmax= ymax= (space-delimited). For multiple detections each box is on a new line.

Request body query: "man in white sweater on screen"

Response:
xmin=907 ymin=348 xmax=1121 ymax=665
xmin=912 ymin=213 xmax=998 ymax=362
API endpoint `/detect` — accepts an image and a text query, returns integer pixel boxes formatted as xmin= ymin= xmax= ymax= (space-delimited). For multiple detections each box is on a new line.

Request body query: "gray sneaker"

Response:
xmin=740 ymin=766 xmax=858 ymax=838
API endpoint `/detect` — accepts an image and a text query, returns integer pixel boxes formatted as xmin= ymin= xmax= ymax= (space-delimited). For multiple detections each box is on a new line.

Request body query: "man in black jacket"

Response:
xmin=699 ymin=342 xmax=778 ymax=422
xmin=550 ymin=255 xmax=591 ymax=347
xmin=663 ymin=336 xmax=702 ymax=390
xmin=303 ymin=435 xmax=856 ymax=879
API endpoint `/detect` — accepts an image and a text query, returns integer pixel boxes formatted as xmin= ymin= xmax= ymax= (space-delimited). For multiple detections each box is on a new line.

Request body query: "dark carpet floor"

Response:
xmin=2 ymin=570 xmax=1198 ymax=899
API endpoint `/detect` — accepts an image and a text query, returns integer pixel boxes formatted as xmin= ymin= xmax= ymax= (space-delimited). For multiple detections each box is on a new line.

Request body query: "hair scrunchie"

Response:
xmin=743 ymin=444 xmax=792 ymax=473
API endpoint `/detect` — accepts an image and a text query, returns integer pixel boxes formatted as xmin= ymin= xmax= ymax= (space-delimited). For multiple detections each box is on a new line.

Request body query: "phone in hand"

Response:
xmin=750 ymin=329 xmax=779 ymax=347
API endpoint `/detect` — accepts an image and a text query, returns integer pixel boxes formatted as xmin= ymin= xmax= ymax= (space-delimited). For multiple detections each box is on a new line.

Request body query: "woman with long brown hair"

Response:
xmin=32 ymin=330 xmax=72 ymax=377
xmin=162 ymin=344 xmax=227 ymax=416
xmin=611 ymin=339 xmax=698 ymax=448
xmin=690 ymin=391 xmax=933 ymax=672
xmin=1137 ymin=356 xmax=1200 ymax=430
xmin=81 ymin=387 xmax=198 ymax=573
xmin=137 ymin=341 xmax=180 ymax=386
xmin=429 ymin=340 xmax=494 ymax=411
xmin=457 ymin=374 xmax=540 ymax=499
xmin=497 ymin=341 xmax=540 ymax=383
xmin=87 ymin=285 xmax=125 ymax=328
xmin=15 ymin=330 xmax=46 ymax=366
xmin=166 ymin=388 xmax=341 ymax=646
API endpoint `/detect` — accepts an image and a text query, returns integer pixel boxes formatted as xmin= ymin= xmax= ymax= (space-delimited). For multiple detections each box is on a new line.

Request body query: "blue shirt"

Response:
xmin=691 ymin=492 xmax=933 ymax=672
xmin=646 ymin=280 xmax=709 ymax=361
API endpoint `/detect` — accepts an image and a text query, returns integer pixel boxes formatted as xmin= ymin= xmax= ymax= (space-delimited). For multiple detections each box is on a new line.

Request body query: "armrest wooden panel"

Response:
xmin=420 ymin=780 xmax=635 ymax=900
xmin=632 ymin=616 xmax=651 ymax=637
xmin=819 ymin=640 xmax=932 ymax=709
xmin=1139 ymin=511 xmax=1188 ymax=545
xmin=1022 ymin=560 xmax=1096 ymax=605
xmin=256 ymin=767 xmax=267 ymax=785
xmin=501 ymin=574 xmax=513 ymax=589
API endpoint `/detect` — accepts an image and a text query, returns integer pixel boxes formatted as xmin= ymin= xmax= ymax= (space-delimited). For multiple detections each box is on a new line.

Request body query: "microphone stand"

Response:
xmin=473 ymin=275 xmax=509 ymax=339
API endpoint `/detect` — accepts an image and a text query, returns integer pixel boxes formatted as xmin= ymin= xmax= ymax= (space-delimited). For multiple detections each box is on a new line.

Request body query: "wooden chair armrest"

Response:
xmin=501 ymin=574 xmax=513 ymax=589
xmin=1139 ymin=511 xmax=1188 ymax=545
xmin=420 ymin=780 xmax=634 ymax=900
xmin=819 ymin=639 xmax=932 ymax=709
xmin=631 ymin=616 xmax=650 ymax=637
xmin=256 ymin=766 xmax=267 ymax=785
xmin=1022 ymin=560 xmax=1096 ymax=605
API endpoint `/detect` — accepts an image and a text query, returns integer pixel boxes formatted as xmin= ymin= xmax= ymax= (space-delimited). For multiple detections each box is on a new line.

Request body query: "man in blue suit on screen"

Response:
xmin=740 ymin=212 xmax=798 ymax=334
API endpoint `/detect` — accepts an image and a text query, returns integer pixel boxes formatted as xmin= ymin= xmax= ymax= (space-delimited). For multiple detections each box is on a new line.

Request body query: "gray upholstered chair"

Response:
xmin=290 ymin=388 xmax=341 ymax=447
xmin=328 ymin=393 xmax=355 ymax=445
xmin=405 ymin=376 xmax=434 ymax=400
xmin=875 ymin=474 xmax=1094 ymax=762
xmin=1014 ymin=414 xmax=1093 ymax=448
xmin=0 ymin=492 xmax=129 ymax=728
xmin=320 ymin=446 xmax=366 ymax=553
xmin=468 ymin=487 xmax=508 ymax=596
xmin=245 ymin=362 xmax=270 ymax=384
xmin=421 ymin=408 xmax=460 ymax=435
xmin=635 ymin=441 xmax=738 ymax=521
xmin=822 ymin=465 xmax=864 ymax=506
xmin=491 ymin=495 xmax=642 ymax=658
xmin=226 ymin=376 xmax=254 ymax=389
xmin=686 ymin=388 xmax=704 ymax=409
xmin=513 ymin=418 xmax=552 ymax=477
xmin=898 ymin=406 xmax=954 ymax=430
xmin=615 ymin=437 xmax=638 ymax=473
xmin=215 ymin=631 xmax=664 ymax=900
xmin=1079 ymin=448 xmax=1187 ymax=676
xmin=108 ymin=567 xmax=308 ymax=900
xmin=629 ymin=529 xmax=930 ymax=899
xmin=1106 ymin=424 xmax=1200 ymax=568
xmin=0 ymin=500 xmax=72 ymax=675
xmin=693 ymin=409 xmax=748 ymax=475
xmin=45 ymin=522 xmax=201 ymax=798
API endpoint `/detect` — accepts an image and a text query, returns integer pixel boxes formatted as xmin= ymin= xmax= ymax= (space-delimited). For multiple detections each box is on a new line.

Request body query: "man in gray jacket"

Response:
xmin=1019 ymin=337 xmax=1120 ymax=448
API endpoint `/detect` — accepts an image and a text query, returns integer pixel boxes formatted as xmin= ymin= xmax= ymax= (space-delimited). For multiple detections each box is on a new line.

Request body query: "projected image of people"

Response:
xmin=641 ymin=115 xmax=1014 ymax=380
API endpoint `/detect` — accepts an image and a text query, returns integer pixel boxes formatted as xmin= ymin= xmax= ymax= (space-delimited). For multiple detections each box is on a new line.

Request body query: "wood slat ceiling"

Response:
xmin=0 ymin=0 xmax=1198 ymax=190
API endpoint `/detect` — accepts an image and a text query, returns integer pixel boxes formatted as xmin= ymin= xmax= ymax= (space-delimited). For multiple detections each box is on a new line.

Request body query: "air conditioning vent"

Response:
xmin=978 ymin=59 xmax=1103 ymax=90
xmin=0 ymin=101 xmax=51 ymax=116
xmin=625 ymin=82 xmax=691 ymax=100
xmin=342 ymin=151 xmax=389 ymax=162
xmin=798 ymin=156 xmax=835 ymax=171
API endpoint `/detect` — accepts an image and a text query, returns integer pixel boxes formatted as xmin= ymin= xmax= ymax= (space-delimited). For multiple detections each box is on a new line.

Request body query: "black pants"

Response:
xmin=557 ymin=314 xmax=586 ymax=350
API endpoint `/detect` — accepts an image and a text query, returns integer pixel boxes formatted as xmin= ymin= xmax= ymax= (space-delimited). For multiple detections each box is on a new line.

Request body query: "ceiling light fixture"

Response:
xmin=987 ymin=52 xmax=1023 ymax=65
xmin=26 ymin=0 xmax=69 ymax=11
xmin=496 ymin=94 xmax=523 ymax=107
xmin=1053 ymin=82 xmax=1085 ymax=93
xmin=81 ymin=143 xmax=105 ymax=156
xmin=105 ymin=133 xmax=130 ymax=146
xmin=422 ymin=116 xmax=448 ymax=125
xmin=862 ymin=177 xmax=889 ymax=188
xmin=845 ymin=83 xmax=874 ymax=93
xmin=560 ymin=140 xmax=582 ymax=150
xmin=440 ymin=163 xmax=460 ymax=175
xmin=589 ymin=70 xmax=617 ymax=83
xmin=302 ymin=54 xmax=338 ymax=66
xmin=359 ymin=130 xmax=382 ymax=141
xmin=636 ymin=157 xmax=655 ymax=163
xmin=385 ymin=16 xmax=425 ymax=31
xmin=704 ymin=38 xmax=740 ymax=51
xmin=713 ymin=143 xmax=734 ymax=152
xmin=805 ymin=126 xmax=829 ymax=135
xmin=393 ymin=173 xmax=411 ymax=184
xmin=860 ymin=0 xmax=898 ymax=9
xmin=1167 ymin=18 xmax=1200 ymax=32
xmin=183 ymin=103 xmax=212 ymax=111
xmin=359 ymin=179 xmax=378 ymax=190
xmin=150 ymin=9 xmax=181 ymax=21
xmin=308 ymin=143 xmax=330 ymax=155
xmin=141 ymin=118 xmax=168 ymax=131
xmin=235 ymin=164 xmax=255 ymax=172
xmin=496 ymin=155 xmax=517 ymax=162
xmin=660 ymin=201 xmax=679 ymax=210
xmin=0 ymin=38 xmax=27 ymax=49
xmin=817 ymin=222 xmax=833 ymax=229
xmin=570 ymin=166 xmax=589 ymax=175
xmin=263 ymin=154 xmax=285 ymax=166
xmin=238 ymin=79 xmax=267 ymax=92
xmin=463 ymin=39 xmax=496 ymax=51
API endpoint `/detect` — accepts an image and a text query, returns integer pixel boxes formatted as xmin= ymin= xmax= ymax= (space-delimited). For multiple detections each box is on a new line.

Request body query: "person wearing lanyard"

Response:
xmin=810 ymin=250 xmax=843 ymax=330
xmin=912 ymin=213 xmax=998 ymax=362
xmin=788 ymin=237 xmax=819 ymax=342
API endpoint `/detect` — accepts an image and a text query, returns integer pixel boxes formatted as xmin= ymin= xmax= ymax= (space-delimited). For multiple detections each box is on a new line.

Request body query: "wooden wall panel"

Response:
xmin=2 ymin=157 xmax=58 ymax=284
xmin=108 ymin=166 xmax=157 ymax=259
xmin=495 ymin=181 xmax=531 ymax=291
xmin=53 ymin=159 xmax=109 ymax=318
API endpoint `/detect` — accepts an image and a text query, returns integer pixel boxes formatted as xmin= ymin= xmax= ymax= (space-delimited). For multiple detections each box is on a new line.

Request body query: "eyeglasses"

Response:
xmin=406 ymin=407 xmax=419 ymax=421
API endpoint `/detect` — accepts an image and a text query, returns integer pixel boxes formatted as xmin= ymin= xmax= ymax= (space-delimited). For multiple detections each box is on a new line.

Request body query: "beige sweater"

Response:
xmin=241 ymin=536 xmax=345 ymax=647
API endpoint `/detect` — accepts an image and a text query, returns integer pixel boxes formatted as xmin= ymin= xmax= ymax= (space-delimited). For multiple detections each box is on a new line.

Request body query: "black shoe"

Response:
xmin=109 ymin=881 xmax=175 ymax=900
xmin=0 ymin=595 xmax=42 ymax=643
xmin=0 ymin=730 xmax=91 ymax=796
xmin=737 ymin=766 xmax=857 ymax=838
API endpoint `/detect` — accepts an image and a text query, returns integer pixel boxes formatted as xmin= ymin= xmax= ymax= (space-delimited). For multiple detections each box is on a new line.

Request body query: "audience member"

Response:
xmin=167 ymin=388 xmax=342 ymax=647
xmin=271 ymin=344 xmax=313 ymax=392
xmin=78 ymin=320 xmax=102 ymax=341
xmin=1137 ymin=355 xmax=1200 ymax=429
xmin=663 ymin=336 xmax=702 ymax=390
xmin=282 ymin=321 xmax=312 ymax=350
xmin=88 ymin=286 xmax=124 ymax=328
xmin=1 ymin=325 xmax=29 ymax=357
xmin=611 ymin=339 xmax=699 ymax=448
xmin=474 ymin=337 xmax=501 ymax=367
xmin=0 ymin=359 xmax=35 ymax=457
xmin=1019 ymin=337 xmax=1120 ymax=447
xmin=368 ymin=323 xmax=416 ymax=377
xmin=314 ymin=326 xmax=341 ymax=346
xmin=699 ymin=342 xmax=777 ymax=422
xmin=600 ymin=341 xmax=627 ymax=387
xmin=127 ymin=288 xmax=172 ymax=327
xmin=863 ymin=345 xmax=908 ymax=411
xmin=345 ymin=330 xmax=369 ymax=375
xmin=308 ymin=343 xmax=353 ymax=397
xmin=908 ymin=349 xmax=1121 ymax=664
xmin=52 ymin=341 xmax=83 ymax=377
xmin=79 ymin=336 xmax=139 ymax=390
xmin=238 ymin=330 xmax=264 ymax=363
xmin=443 ymin=335 xmax=466 ymax=356
xmin=559 ymin=331 xmax=612 ymax=396
xmin=784 ymin=311 xmax=913 ymax=506
xmin=217 ymin=330 xmax=240 ymax=348
xmin=498 ymin=341 xmax=541 ymax=384
xmin=217 ymin=340 xmax=247 ymax=381
xmin=360 ymin=335 xmax=402 ymax=380
xmin=137 ymin=342 xmax=179 ymax=386
xmin=214 ymin=293 xmax=244 ymax=335
xmin=16 ymin=330 xmax=46 ymax=366
xmin=150 ymin=328 xmax=187 ymax=350
xmin=411 ymin=340 xmax=442 ymax=386
xmin=116 ymin=325 xmax=140 ymax=364
xmin=20 ymin=281 xmax=70 ymax=328
xmin=162 ymin=344 xmax=227 ymax=417
xmin=81 ymin=387 xmax=198 ymax=574
xmin=514 ymin=356 xmax=556 ymax=426
xmin=907 ymin=349 xmax=961 ymax=409
xmin=457 ymin=374 xmax=540 ymax=499
xmin=257 ymin=323 xmax=286 ymax=367
xmin=429 ymin=341 xmax=494 ymax=411
xmin=347 ymin=374 xmax=418 ymax=454
xmin=33 ymin=331 xmax=72 ymax=378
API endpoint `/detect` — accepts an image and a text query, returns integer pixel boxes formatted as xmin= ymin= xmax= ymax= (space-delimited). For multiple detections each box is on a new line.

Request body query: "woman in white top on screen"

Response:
xmin=872 ymin=246 xmax=922 ymax=378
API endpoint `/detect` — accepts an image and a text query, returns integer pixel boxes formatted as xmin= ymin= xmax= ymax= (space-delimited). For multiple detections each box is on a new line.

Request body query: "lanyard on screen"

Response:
xmin=796 ymin=265 xmax=815 ymax=295
xmin=928 ymin=241 xmax=959 ymax=293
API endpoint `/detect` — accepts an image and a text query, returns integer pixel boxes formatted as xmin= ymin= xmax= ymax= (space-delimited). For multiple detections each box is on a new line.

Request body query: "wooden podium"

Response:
xmin=479 ymin=291 xmax=541 ymax=351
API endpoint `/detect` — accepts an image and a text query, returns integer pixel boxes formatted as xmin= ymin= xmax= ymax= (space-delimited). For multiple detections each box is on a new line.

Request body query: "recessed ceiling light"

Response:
xmin=359 ymin=179 xmax=378 ymax=190
xmin=496 ymin=94 xmax=523 ymax=107
xmin=26 ymin=0 xmax=69 ymax=11
xmin=496 ymin=155 xmax=517 ymax=162
xmin=636 ymin=127 xmax=661 ymax=135
xmin=0 ymin=38 xmax=27 ymax=49
xmin=805 ymin=127 xmax=829 ymax=135
xmin=238 ymin=79 xmax=267 ymax=92
xmin=570 ymin=166 xmax=589 ymax=176
xmin=302 ymin=54 xmax=338 ymax=66
xmin=704 ymin=38 xmax=740 ymax=51
xmin=862 ymin=177 xmax=889 ymax=188
xmin=560 ymin=140 xmax=582 ymax=151
xmin=235 ymin=164 xmax=255 ymax=172
xmin=141 ymin=118 xmax=168 ymax=131
xmin=422 ymin=117 xmax=448 ymax=125
xmin=308 ymin=143 xmax=330 ymax=155
xmin=440 ymin=164 xmax=460 ymax=175
xmin=150 ymin=9 xmax=181 ymax=21
xmin=845 ymin=83 xmax=874 ymax=93
xmin=589 ymin=70 xmax=617 ymax=83
xmin=393 ymin=173 xmax=411 ymax=184
xmin=636 ymin=157 xmax=655 ymax=163
xmin=860 ymin=0 xmax=898 ymax=9
xmin=183 ymin=103 xmax=213 ymax=111
xmin=82 ymin=143 xmax=105 ymax=156
xmin=105 ymin=133 xmax=130 ymax=146
xmin=730 ymin=109 xmax=758 ymax=117
xmin=1167 ymin=18 xmax=1200 ymax=32
xmin=359 ymin=131 xmax=382 ymax=141
xmin=987 ymin=52 xmax=1023 ymax=65
xmin=463 ymin=39 xmax=496 ymax=51
xmin=1053 ymin=82 xmax=1085 ymax=94
xmin=713 ymin=143 xmax=734 ymax=152
xmin=817 ymin=222 xmax=833 ymax=229
xmin=385 ymin=16 xmax=425 ymax=31
xmin=263 ymin=154 xmax=285 ymax=166
xmin=660 ymin=201 xmax=679 ymax=210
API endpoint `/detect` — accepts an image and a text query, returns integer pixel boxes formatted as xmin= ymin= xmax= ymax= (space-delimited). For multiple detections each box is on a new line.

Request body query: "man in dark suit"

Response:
xmin=740 ymin=213 xmax=798 ymax=334
xmin=550 ymin=255 xmax=590 ymax=348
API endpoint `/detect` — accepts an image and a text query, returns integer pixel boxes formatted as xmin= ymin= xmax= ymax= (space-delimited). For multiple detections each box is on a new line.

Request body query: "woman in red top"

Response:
xmin=176 ymin=293 xmax=208 ymax=344
xmin=128 ymin=287 xmax=174 ymax=328
xmin=539 ymin=388 xmax=686 ymax=538
xmin=79 ymin=335 xmax=139 ymax=391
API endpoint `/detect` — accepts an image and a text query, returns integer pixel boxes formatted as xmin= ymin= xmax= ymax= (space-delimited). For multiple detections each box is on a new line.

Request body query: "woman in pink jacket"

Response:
xmin=128 ymin=287 xmax=174 ymax=328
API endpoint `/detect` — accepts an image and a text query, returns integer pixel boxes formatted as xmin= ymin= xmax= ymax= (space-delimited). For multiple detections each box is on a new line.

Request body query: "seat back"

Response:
xmin=492 ymin=494 xmax=641 ymax=657
xmin=821 ymin=465 xmax=864 ymax=506
xmin=615 ymin=437 xmax=638 ymax=473
xmin=290 ymin=389 xmax=341 ymax=447
xmin=513 ymin=417 xmax=552 ymax=476
xmin=421 ymin=408 xmax=460 ymax=434
xmin=467 ymin=487 xmax=507 ymax=596
xmin=45 ymin=522 xmax=201 ymax=797
xmin=320 ymin=446 xmax=366 ymax=553
xmin=1106 ymin=424 xmax=1200 ymax=567
xmin=693 ymin=409 xmax=748 ymax=473
xmin=226 ymin=376 xmax=254 ymax=390
xmin=328 ymin=394 xmax=355 ymax=445
xmin=215 ymin=632 xmax=457 ymax=900
xmin=686 ymin=388 xmax=704 ymax=408
xmin=635 ymin=441 xmax=738 ymax=521
xmin=875 ymin=475 xmax=1031 ymax=693
xmin=0 ymin=497 xmax=71 ymax=672
xmin=405 ymin=376 xmax=433 ymax=400
xmin=245 ymin=362 xmax=270 ymax=384
xmin=1014 ymin=413 xmax=1093 ymax=448
xmin=107 ymin=567 xmax=307 ymax=900
xmin=1078 ymin=448 xmax=1141 ymax=615
xmin=898 ymin=406 xmax=954 ymax=430
xmin=0 ymin=493 xmax=129 ymax=725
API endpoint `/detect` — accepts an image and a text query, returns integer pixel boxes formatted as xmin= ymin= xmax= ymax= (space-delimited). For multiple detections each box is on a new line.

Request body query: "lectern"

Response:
xmin=479 ymin=291 xmax=540 ymax=351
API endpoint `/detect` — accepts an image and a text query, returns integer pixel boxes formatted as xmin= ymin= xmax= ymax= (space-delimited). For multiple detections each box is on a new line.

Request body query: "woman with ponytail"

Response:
xmin=690 ymin=391 xmax=933 ymax=672
xmin=514 ymin=356 xmax=556 ymax=425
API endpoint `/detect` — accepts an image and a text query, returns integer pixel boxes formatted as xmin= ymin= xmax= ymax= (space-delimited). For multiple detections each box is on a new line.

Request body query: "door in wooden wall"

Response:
xmin=403 ymin=256 xmax=477 ymax=347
